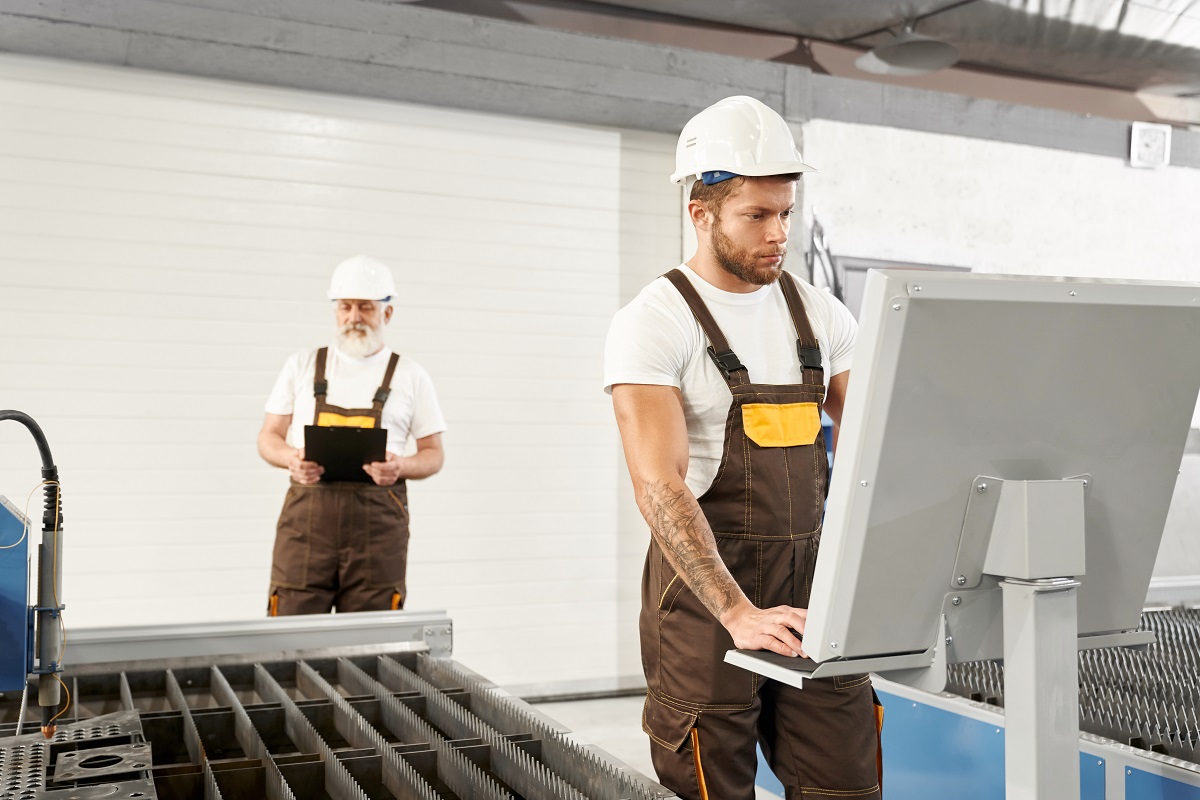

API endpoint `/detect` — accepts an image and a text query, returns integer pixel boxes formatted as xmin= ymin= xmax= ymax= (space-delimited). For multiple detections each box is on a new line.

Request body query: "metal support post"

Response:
xmin=1001 ymin=577 xmax=1081 ymax=800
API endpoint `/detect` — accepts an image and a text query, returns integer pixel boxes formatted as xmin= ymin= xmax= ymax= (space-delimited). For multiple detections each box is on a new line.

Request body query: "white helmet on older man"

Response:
xmin=670 ymin=95 xmax=816 ymax=186
xmin=327 ymin=255 xmax=396 ymax=302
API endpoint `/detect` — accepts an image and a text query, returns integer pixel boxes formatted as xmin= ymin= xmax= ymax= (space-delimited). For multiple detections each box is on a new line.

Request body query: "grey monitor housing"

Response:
xmin=725 ymin=269 xmax=1200 ymax=797
xmin=729 ymin=270 xmax=1200 ymax=683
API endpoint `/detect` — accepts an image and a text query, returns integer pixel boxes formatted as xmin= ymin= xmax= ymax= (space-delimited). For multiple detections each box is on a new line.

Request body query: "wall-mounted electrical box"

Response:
xmin=1130 ymin=121 xmax=1172 ymax=168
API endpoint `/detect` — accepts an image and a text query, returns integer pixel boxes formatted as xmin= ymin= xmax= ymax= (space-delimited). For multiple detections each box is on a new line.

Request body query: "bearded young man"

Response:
xmin=604 ymin=97 xmax=881 ymax=800
xmin=257 ymin=255 xmax=445 ymax=616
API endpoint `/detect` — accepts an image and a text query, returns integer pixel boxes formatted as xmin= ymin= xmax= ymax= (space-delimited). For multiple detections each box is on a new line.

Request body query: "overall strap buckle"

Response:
xmin=796 ymin=343 xmax=824 ymax=372
xmin=373 ymin=388 xmax=392 ymax=405
xmin=313 ymin=381 xmax=328 ymax=398
xmin=708 ymin=347 xmax=747 ymax=380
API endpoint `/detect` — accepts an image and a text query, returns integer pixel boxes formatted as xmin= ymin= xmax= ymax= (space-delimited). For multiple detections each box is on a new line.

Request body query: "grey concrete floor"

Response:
xmin=534 ymin=694 xmax=654 ymax=777
xmin=532 ymin=694 xmax=785 ymax=800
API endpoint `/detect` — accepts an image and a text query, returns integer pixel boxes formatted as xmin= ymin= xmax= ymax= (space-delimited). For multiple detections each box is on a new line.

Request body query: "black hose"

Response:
xmin=0 ymin=410 xmax=54 ymax=469
xmin=0 ymin=410 xmax=60 ymax=528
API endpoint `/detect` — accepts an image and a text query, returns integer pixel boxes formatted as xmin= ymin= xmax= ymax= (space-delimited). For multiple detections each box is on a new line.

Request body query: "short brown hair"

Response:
xmin=688 ymin=173 xmax=801 ymax=217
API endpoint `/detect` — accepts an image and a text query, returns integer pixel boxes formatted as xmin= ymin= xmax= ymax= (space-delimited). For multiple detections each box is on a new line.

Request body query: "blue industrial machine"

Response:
xmin=0 ymin=409 xmax=65 ymax=737
xmin=0 ymin=497 xmax=30 ymax=693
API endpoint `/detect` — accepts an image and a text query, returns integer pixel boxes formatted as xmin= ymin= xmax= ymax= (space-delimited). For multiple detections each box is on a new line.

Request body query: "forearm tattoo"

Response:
xmin=639 ymin=479 xmax=741 ymax=619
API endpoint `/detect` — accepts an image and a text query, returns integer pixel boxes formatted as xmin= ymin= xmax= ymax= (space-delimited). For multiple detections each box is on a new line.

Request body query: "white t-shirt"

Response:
xmin=265 ymin=346 xmax=447 ymax=456
xmin=604 ymin=265 xmax=857 ymax=498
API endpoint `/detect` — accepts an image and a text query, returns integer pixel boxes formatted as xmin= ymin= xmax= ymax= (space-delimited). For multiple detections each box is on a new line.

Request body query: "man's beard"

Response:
xmin=711 ymin=217 xmax=786 ymax=286
xmin=336 ymin=322 xmax=385 ymax=358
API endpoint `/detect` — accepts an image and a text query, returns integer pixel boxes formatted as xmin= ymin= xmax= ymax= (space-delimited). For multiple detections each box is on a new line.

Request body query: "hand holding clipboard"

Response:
xmin=303 ymin=425 xmax=388 ymax=483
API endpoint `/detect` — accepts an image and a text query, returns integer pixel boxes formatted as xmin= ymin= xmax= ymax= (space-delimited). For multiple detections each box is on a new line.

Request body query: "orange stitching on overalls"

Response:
xmin=654 ymin=694 xmax=698 ymax=714
xmin=658 ymin=556 xmax=685 ymax=615
xmin=755 ymin=542 xmax=762 ymax=607
xmin=652 ymin=692 xmax=698 ymax=714
xmin=642 ymin=703 xmax=693 ymax=750
xmin=359 ymin=486 xmax=367 ymax=577
xmin=657 ymin=553 xmax=665 ymax=690
xmin=813 ymin=424 xmax=822 ymax=522
xmin=301 ymin=488 xmax=313 ymax=587
xmin=660 ymin=694 xmax=755 ymax=711
xmin=732 ymin=390 xmax=824 ymax=398
xmin=805 ymin=537 xmax=815 ymax=600
xmin=712 ymin=529 xmax=821 ymax=541
xmin=739 ymin=429 xmax=748 ymax=534
xmin=783 ymin=446 xmax=793 ymax=535
xmin=656 ymin=625 xmax=664 ymax=699
xmin=664 ymin=577 xmax=687 ymax=615
xmin=659 ymin=575 xmax=679 ymax=609
xmin=799 ymin=786 xmax=880 ymax=796
xmin=835 ymin=675 xmax=872 ymax=690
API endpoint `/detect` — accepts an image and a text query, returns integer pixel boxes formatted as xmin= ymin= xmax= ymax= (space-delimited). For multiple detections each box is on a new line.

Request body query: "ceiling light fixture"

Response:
xmin=855 ymin=24 xmax=959 ymax=76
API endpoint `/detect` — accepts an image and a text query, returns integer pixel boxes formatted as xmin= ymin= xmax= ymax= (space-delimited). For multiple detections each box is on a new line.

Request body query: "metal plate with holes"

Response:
xmin=0 ymin=740 xmax=48 ymax=800
xmin=0 ymin=711 xmax=148 ymax=800
xmin=37 ymin=778 xmax=156 ymax=798
xmin=52 ymin=742 xmax=152 ymax=782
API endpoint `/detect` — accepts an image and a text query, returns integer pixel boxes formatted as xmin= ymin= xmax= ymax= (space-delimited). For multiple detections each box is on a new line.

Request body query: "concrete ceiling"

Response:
xmin=411 ymin=0 xmax=1200 ymax=124
xmin=565 ymin=0 xmax=1200 ymax=93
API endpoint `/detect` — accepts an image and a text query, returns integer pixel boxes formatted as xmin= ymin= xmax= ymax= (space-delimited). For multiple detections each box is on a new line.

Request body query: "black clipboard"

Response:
xmin=303 ymin=425 xmax=388 ymax=483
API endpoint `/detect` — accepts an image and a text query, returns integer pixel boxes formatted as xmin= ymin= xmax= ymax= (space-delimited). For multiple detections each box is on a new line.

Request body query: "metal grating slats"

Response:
xmin=947 ymin=607 xmax=1200 ymax=763
xmin=0 ymin=649 xmax=676 ymax=799
xmin=418 ymin=656 xmax=667 ymax=800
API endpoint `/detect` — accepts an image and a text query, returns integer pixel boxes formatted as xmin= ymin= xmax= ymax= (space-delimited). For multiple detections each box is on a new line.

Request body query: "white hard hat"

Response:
xmin=327 ymin=255 xmax=396 ymax=301
xmin=670 ymin=95 xmax=816 ymax=185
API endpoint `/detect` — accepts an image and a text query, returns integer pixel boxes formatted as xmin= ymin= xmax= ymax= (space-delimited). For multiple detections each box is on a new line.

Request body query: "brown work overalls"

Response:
xmin=640 ymin=270 xmax=881 ymax=800
xmin=268 ymin=347 xmax=410 ymax=616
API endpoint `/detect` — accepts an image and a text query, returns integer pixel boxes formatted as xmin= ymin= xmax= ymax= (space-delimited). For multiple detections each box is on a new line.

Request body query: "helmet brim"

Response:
xmin=671 ymin=160 xmax=818 ymax=185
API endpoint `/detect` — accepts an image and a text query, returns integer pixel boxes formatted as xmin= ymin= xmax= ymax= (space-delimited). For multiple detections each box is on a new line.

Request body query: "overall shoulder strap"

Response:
xmin=313 ymin=347 xmax=329 ymax=399
xmin=778 ymin=272 xmax=824 ymax=375
xmin=372 ymin=353 xmax=401 ymax=411
xmin=663 ymin=269 xmax=748 ymax=387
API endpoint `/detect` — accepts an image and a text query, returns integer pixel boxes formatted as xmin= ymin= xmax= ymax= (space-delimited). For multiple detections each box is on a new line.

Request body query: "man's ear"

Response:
xmin=383 ymin=304 xmax=394 ymax=324
xmin=688 ymin=200 xmax=714 ymax=233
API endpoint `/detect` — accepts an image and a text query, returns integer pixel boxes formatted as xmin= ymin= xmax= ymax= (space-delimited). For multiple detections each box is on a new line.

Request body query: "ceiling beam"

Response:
xmin=0 ymin=0 xmax=1195 ymax=168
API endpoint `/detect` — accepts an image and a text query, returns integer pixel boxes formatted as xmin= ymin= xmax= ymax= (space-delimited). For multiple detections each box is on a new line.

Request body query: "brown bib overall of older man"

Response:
xmin=268 ymin=347 xmax=410 ymax=616
xmin=640 ymin=270 xmax=881 ymax=800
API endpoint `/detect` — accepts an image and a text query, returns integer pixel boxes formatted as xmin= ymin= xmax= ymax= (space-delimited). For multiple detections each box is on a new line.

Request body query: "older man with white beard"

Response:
xmin=257 ymin=255 xmax=446 ymax=616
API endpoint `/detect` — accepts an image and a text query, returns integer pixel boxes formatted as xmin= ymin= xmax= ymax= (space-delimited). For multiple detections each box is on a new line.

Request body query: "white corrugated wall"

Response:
xmin=0 ymin=54 xmax=679 ymax=691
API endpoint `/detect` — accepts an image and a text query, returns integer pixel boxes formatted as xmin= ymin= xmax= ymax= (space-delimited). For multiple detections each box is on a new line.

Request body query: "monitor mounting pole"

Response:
xmin=977 ymin=477 xmax=1088 ymax=800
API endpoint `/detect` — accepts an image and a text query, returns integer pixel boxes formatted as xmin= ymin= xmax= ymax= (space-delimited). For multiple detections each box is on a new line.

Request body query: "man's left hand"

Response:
xmin=364 ymin=451 xmax=404 ymax=486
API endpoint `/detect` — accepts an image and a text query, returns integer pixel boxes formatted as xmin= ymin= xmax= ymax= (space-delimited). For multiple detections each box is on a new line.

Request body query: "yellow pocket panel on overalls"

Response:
xmin=316 ymin=412 xmax=377 ymax=428
xmin=741 ymin=402 xmax=821 ymax=447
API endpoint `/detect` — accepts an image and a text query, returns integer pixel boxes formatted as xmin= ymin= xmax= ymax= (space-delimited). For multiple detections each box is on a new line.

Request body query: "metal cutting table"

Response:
xmin=870 ymin=603 xmax=1200 ymax=800
xmin=893 ymin=604 xmax=1200 ymax=800
xmin=0 ymin=612 xmax=676 ymax=800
